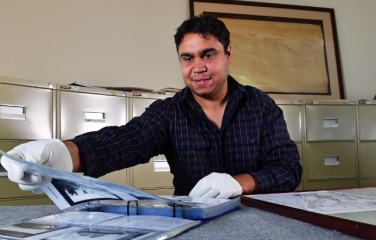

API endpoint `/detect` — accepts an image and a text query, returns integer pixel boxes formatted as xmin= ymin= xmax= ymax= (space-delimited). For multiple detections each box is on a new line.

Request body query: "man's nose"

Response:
xmin=193 ymin=59 xmax=206 ymax=73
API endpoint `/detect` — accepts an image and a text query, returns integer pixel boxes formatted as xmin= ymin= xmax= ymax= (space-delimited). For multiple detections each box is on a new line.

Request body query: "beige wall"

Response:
xmin=0 ymin=0 xmax=189 ymax=90
xmin=0 ymin=0 xmax=375 ymax=100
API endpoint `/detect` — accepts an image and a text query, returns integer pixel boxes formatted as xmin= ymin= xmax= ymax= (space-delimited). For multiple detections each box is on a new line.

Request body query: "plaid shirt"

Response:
xmin=71 ymin=76 xmax=302 ymax=196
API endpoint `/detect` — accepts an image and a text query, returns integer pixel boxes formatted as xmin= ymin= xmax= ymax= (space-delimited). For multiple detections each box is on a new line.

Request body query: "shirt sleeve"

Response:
xmin=249 ymin=90 xmax=303 ymax=192
xmin=69 ymin=100 xmax=169 ymax=178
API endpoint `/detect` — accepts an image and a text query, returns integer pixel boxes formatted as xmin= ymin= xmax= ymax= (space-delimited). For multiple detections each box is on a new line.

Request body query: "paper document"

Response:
xmin=0 ymin=150 xmax=182 ymax=206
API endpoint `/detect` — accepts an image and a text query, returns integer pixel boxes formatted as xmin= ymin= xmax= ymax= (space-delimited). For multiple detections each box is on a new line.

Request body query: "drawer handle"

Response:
xmin=323 ymin=118 xmax=338 ymax=128
xmin=325 ymin=155 xmax=339 ymax=166
xmin=85 ymin=112 xmax=105 ymax=123
xmin=0 ymin=104 xmax=25 ymax=120
xmin=154 ymin=155 xmax=170 ymax=172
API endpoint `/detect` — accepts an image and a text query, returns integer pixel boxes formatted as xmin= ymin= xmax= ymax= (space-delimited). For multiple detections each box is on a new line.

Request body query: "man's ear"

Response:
xmin=226 ymin=44 xmax=232 ymax=63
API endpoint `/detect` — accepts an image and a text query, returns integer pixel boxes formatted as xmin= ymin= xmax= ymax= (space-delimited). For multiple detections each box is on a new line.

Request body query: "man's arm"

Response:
xmin=233 ymin=174 xmax=261 ymax=194
xmin=248 ymin=89 xmax=302 ymax=193
xmin=64 ymin=141 xmax=85 ymax=172
xmin=66 ymin=99 xmax=170 ymax=178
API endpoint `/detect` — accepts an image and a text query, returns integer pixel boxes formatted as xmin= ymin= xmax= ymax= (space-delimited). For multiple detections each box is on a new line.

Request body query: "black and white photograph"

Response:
xmin=51 ymin=179 xmax=122 ymax=205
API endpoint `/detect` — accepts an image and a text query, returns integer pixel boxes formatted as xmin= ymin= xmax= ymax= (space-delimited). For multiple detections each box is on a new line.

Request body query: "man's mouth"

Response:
xmin=193 ymin=77 xmax=211 ymax=82
xmin=192 ymin=77 xmax=211 ymax=86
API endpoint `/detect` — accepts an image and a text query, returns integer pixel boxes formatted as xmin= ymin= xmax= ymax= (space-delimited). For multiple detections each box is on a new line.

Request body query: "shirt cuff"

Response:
xmin=249 ymin=171 xmax=275 ymax=192
xmin=67 ymin=137 xmax=100 ymax=177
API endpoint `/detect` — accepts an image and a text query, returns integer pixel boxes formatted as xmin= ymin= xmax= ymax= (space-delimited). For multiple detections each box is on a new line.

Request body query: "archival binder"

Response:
xmin=0 ymin=150 xmax=241 ymax=219
xmin=0 ymin=149 xmax=241 ymax=239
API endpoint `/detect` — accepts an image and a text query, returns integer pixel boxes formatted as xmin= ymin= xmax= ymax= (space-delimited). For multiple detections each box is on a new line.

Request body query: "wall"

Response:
xmin=0 ymin=0 xmax=375 ymax=100
xmin=0 ymin=0 xmax=189 ymax=91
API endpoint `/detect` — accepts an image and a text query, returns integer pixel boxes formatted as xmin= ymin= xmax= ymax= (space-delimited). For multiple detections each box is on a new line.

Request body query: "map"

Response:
xmin=221 ymin=17 xmax=329 ymax=94
xmin=245 ymin=191 xmax=376 ymax=214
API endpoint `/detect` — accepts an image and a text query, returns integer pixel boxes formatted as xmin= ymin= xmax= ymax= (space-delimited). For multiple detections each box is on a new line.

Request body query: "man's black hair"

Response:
xmin=174 ymin=13 xmax=230 ymax=53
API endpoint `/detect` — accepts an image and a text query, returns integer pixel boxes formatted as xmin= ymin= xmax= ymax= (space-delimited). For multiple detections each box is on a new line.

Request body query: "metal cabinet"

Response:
xmin=0 ymin=82 xmax=54 ymax=140
xmin=358 ymin=101 xmax=376 ymax=187
xmin=0 ymin=141 xmax=36 ymax=199
xmin=0 ymin=77 xmax=55 ymax=206
xmin=358 ymin=103 xmax=376 ymax=141
xmin=305 ymin=101 xmax=358 ymax=190
xmin=56 ymin=84 xmax=128 ymax=185
xmin=359 ymin=142 xmax=376 ymax=178
xmin=2 ymin=76 xmax=375 ymax=201
xmin=58 ymin=87 xmax=126 ymax=140
xmin=277 ymin=101 xmax=302 ymax=142
xmin=128 ymin=93 xmax=174 ymax=195
xmin=306 ymin=104 xmax=356 ymax=141
xmin=307 ymin=179 xmax=357 ymax=191
xmin=307 ymin=142 xmax=357 ymax=179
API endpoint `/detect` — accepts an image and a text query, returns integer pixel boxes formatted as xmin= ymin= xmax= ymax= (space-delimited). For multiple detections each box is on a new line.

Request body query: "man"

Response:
xmin=1 ymin=14 xmax=302 ymax=199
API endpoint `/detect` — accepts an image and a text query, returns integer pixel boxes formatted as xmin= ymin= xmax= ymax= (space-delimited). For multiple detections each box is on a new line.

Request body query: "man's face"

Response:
xmin=178 ymin=33 xmax=231 ymax=100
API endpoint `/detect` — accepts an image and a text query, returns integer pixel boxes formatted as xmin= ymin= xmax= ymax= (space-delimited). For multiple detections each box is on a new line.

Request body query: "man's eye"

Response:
xmin=183 ymin=57 xmax=193 ymax=62
xmin=204 ymin=54 xmax=214 ymax=59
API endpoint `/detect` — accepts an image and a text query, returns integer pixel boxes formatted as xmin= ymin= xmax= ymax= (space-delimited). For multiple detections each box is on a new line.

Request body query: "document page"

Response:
xmin=0 ymin=150 xmax=185 ymax=208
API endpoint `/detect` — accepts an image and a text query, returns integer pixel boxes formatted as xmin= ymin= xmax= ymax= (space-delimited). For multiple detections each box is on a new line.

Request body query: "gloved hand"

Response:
xmin=0 ymin=139 xmax=73 ymax=194
xmin=189 ymin=172 xmax=243 ymax=199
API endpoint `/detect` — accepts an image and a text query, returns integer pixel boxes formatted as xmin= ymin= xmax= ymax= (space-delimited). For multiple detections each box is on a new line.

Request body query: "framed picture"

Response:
xmin=190 ymin=0 xmax=344 ymax=100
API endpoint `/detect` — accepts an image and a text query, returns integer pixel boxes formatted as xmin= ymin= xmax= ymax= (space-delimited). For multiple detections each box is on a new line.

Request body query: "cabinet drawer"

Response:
xmin=359 ymin=142 xmax=376 ymax=178
xmin=59 ymin=91 xmax=126 ymax=140
xmin=278 ymin=105 xmax=302 ymax=141
xmin=307 ymin=179 xmax=357 ymax=190
xmin=361 ymin=178 xmax=376 ymax=187
xmin=0 ymin=84 xmax=53 ymax=140
xmin=0 ymin=141 xmax=28 ymax=176
xmin=132 ymin=98 xmax=156 ymax=118
xmin=0 ymin=178 xmax=42 ymax=199
xmin=358 ymin=105 xmax=376 ymax=140
xmin=307 ymin=142 xmax=357 ymax=179
xmin=133 ymin=156 xmax=173 ymax=189
xmin=306 ymin=105 xmax=355 ymax=141
xmin=294 ymin=181 xmax=304 ymax=191
xmin=99 ymin=169 xmax=128 ymax=186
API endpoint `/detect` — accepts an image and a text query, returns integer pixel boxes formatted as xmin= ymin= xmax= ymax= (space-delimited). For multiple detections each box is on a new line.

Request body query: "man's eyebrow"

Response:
xmin=179 ymin=48 xmax=219 ymax=58
xmin=179 ymin=52 xmax=193 ymax=58
xmin=200 ymin=48 xmax=218 ymax=55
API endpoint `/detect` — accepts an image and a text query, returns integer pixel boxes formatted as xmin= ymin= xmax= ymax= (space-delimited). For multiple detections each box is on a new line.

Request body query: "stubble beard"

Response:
xmin=190 ymin=76 xmax=228 ymax=100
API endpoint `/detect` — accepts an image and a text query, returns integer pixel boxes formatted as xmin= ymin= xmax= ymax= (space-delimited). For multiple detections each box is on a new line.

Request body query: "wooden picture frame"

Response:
xmin=240 ymin=189 xmax=376 ymax=239
xmin=190 ymin=0 xmax=344 ymax=100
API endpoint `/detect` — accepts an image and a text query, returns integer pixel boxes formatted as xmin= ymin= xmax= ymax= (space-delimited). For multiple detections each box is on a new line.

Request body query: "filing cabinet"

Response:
xmin=306 ymin=142 xmax=357 ymax=179
xmin=0 ymin=140 xmax=53 ymax=205
xmin=307 ymin=179 xmax=357 ymax=190
xmin=56 ymin=84 xmax=128 ymax=186
xmin=0 ymin=80 xmax=55 ymax=140
xmin=0 ymin=76 xmax=55 ymax=206
xmin=306 ymin=103 xmax=356 ymax=141
xmin=2 ymin=76 xmax=376 ymax=203
xmin=304 ymin=100 xmax=358 ymax=190
xmin=276 ymin=100 xmax=305 ymax=190
xmin=127 ymin=92 xmax=175 ymax=195
xmin=357 ymin=100 xmax=376 ymax=187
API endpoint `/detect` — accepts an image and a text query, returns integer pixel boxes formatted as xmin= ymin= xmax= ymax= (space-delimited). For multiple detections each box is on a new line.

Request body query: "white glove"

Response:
xmin=0 ymin=139 xmax=73 ymax=194
xmin=189 ymin=172 xmax=243 ymax=199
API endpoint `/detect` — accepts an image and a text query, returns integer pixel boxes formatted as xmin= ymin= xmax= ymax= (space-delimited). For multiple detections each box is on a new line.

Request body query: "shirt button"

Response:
xmin=251 ymin=139 xmax=255 ymax=143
